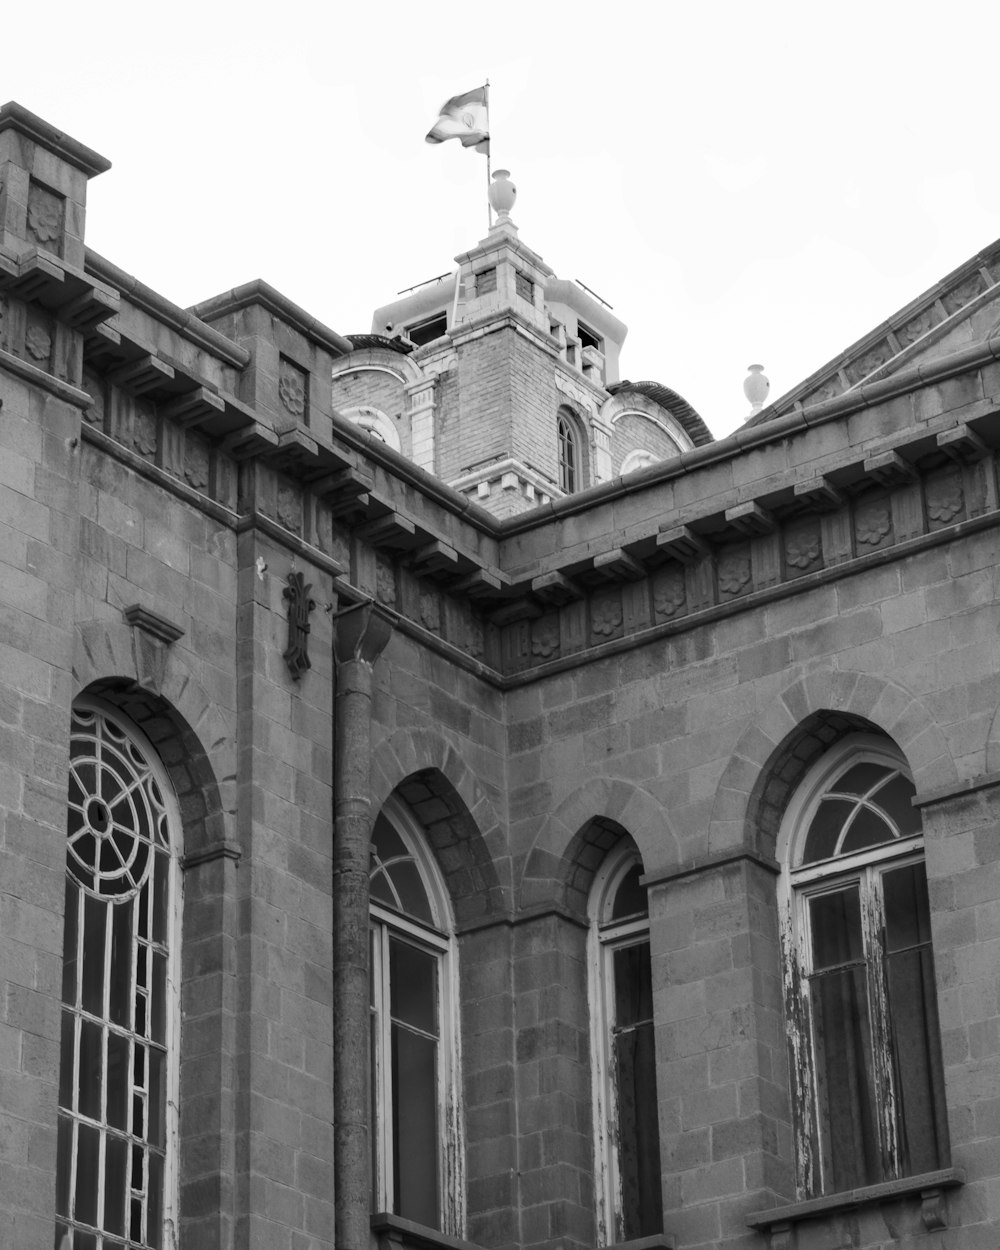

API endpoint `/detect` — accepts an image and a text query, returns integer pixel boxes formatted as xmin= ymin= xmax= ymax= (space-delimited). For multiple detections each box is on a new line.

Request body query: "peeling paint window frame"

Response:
xmin=777 ymin=734 xmax=949 ymax=1199
xmin=369 ymin=800 xmax=463 ymax=1235
xmin=557 ymin=410 xmax=580 ymax=494
xmin=55 ymin=699 xmax=182 ymax=1250
xmin=588 ymin=847 xmax=663 ymax=1245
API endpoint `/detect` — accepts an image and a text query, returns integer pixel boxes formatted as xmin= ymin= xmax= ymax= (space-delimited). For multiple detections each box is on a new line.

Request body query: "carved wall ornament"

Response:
xmin=855 ymin=497 xmax=892 ymax=548
xmin=183 ymin=435 xmax=210 ymax=492
xmin=83 ymin=368 xmax=105 ymax=425
xmin=278 ymin=357 xmax=308 ymax=418
xmin=897 ymin=308 xmax=936 ymax=346
xmin=652 ymin=566 xmax=686 ymax=619
xmin=591 ymin=594 xmax=623 ymax=638
xmin=718 ymin=550 xmax=752 ymax=596
xmin=850 ymin=341 xmax=893 ymax=381
xmin=26 ymin=323 xmax=51 ymax=361
xmin=282 ymin=571 xmax=316 ymax=680
xmin=784 ymin=522 xmax=822 ymax=572
xmin=316 ymin=507 xmax=350 ymax=567
xmin=27 ymin=183 xmax=63 ymax=247
xmin=466 ymin=615 xmax=485 ymax=660
xmin=276 ymin=482 xmax=302 ymax=533
xmin=375 ymin=559 xmax=396 ymax=608
xmin=942 ymin=275 xmax=982 ymax=314
xmin=531 ymin=616 xmax=560 ymax=660
xmin=116 ymin=397 xmax=158 ymax=457
xmin=419 ymin=589 xmax=441 ymax=633
xmin=926 ymin=473 xmax=964 ymax=526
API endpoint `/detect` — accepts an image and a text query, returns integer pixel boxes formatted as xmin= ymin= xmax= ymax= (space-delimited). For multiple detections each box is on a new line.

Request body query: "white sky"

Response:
xmin=12 ymin=0 xmax=1000 ymax=439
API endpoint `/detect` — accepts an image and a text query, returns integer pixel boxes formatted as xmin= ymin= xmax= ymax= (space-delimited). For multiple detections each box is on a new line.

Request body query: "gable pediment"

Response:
xmin=753 ymin=237 xmax=1000 ymax=424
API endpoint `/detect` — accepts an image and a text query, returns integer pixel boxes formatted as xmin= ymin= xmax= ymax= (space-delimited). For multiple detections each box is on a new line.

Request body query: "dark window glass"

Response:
xmin=612 ymin=940 xmax=662 ymax=1238
xmin=558 ymin=414 xmax=579 ymax=494
xmin=406 ymin=314 xmax=447 ymax=346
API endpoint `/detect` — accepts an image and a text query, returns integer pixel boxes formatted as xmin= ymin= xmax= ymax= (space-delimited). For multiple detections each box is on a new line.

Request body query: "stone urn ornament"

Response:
xmin=744 ymin=363 xmax=770 ymax=415
xmin=488 ymin=169 xmax=517 ymax=221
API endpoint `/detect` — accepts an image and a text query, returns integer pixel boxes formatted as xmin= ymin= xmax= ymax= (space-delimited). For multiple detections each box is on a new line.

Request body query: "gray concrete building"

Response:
xmin=2 ymin=100 xmax=1000 ymax=1250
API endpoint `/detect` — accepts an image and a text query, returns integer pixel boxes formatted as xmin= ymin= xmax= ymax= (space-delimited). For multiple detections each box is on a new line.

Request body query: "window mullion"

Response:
xmin=860 ymin=869 xmax=900 ymax=1178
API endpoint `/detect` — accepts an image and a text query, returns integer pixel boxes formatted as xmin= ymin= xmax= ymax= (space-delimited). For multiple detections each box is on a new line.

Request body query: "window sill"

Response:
xmin=606 ymin=1235 xmax=674 ymax=1250
xmin=372 ymin=1213 xmax=486 ymax=1250
xmin=747 ymin=1167 xmax=964 ymax=1242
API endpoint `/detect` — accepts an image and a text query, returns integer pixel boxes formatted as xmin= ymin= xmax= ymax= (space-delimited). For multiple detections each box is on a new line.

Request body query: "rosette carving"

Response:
xmin=652 ymin=567 xmax=686 ymax=619
xmin=375 ymin=559 xmax=396 ymax=607
xmin=718 ymin=550 xmax=751 ymax=596
xmin=279 ymin=357 xmax=307 ymax=418
xmin=855 ymin=497 xmax=892 ymax=548
xmin=591 ymin=594 xmax=623 ymax=638
xmin=784 ymin=522 xmax=822 ymax=572
xmin=531 ymin=616 xmax=560 ymax=660
xmin=27 ymin=183 xmax=62 ymax=247
xmin=926 ymin=473 xmax=964 ymax=526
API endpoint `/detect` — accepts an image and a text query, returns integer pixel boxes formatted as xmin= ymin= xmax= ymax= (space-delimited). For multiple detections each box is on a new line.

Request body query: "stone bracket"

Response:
xmin=532 ymin=569 xmax=583 ymax=605
xmin=793 ymin=477 xmax=844 ymax=511
xmin=123 ymin=603 xmax=184 ymax=694
xmin=657 ymin=524 xmax=710 ymax=565
xmin=864 ymin=448 xmax=917 ymax=487
xmin=938 ymin=422 xmax=989 ymax=463
xmin=726 ymin=500 xmax=776 ymax=535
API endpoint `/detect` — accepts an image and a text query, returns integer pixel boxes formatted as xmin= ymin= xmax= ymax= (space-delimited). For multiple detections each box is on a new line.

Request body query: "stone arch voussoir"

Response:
xmin=707 ymin=669 xmax=958 ymax=860
xmin=74 ymin=619 xmax=235 ymax=857
xmin=371 ymin=727 xmax=508 ymax=925
xmin=519 ymin=777 xmax=679 ymax=918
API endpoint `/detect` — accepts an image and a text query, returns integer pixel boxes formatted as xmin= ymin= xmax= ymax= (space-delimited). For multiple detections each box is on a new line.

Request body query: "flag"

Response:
xmin=425 ymin=86 xmax=489 ymax=154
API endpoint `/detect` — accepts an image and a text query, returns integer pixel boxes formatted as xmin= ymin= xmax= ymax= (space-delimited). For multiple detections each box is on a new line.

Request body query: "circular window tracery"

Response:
xmin=66 ymin=707 xmax=170 ymax=898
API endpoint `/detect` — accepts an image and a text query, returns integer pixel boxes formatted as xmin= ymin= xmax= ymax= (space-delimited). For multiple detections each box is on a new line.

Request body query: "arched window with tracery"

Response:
xmin=589 ymin=843 xmax=662 ymax=1244
xmin=557 ymin=410 xmax=580 ymax=494
xmin=369 ymin=803 xmax=461 ymax=1233
xmin=778 ymin=734 xmax=949 ymax=1197
xmin=56 ymin=701 xmax=182 ymax=1250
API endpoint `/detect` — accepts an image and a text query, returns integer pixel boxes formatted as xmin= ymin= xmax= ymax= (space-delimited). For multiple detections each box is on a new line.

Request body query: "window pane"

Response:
xmin=62 ymin=881 xmax=79 ymax=1005
xmin=614 ymin=1016 xmax=663 ymax=1236
xmin=803 ymin=799 xmax=853 ymax=863
xmin=840 ymin=805 xmax=894 ymax=855
xmin=391 ymin=1025 xmax=439 ymax=1228
xmin=834 ymin=763 xmax=889 ymax=797
xmin=81 ymin=895 xmax=107 ymax=1016
xmin=613 ymin=943 xmax=653 ymax=1027
xmin=108 ymin=898 xmax=132 ymax=1028
xmin=55 ymin=1115 xmax=73 ymax=1216
xmin=106 ymin=1032 xmax=129 ymax=1130
xmin=78 ymin=1020 xmax=102 ymax=1121
xmin=874 ymin=774 xmax=920 ymax=835
xmin=809 ymin=887 xmax=863 ymax=970
xmin=810 ymin=965 xmax=881 ymax=1191
xmin=104 ymin=1134 xmax=127 ymax=1235
xmin=74 ymin=1121 xmax=101 ymax=1226
xmin=886 ymin=944 xmax=947 ymax=1175
xmin=611 ymin=865 xmax=647 ymax=920
xmin=883 ymin=862 xmax=947 ymax=1175
xmin=389 ymin=938 xmax=438 ymax=1036
xmin=883 ymin=862 xmax=932 ymax=951
xmin=386 ymin=862 xmax=433 ymax=925
xmin=59 ymin=1012 xmax=74 ymax=1110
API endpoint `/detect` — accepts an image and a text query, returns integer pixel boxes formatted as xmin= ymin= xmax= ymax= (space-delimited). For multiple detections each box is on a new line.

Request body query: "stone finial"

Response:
xmin=488 ymin=169 xmax=517 ymax=223
xmin=744 ymin=363 xmax=770 ymax=415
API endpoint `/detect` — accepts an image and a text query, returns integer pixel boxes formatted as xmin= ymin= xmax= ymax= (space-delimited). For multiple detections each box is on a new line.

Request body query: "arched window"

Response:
xmin=589 ymin=845 xmax=662 ymax=1243
xmin=557 ymin=411 xmax=580 ymax=494
xmin=56 ymin=701 xmax=182 ymax=1250
xmin=778 ymin=735 xmax=948 ymax=1197
xmin=369 ymin=804 xmax=461 ymax=1232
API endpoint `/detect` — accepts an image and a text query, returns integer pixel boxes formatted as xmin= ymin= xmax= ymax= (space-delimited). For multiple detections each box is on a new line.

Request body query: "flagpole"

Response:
xmin=485 ymin=79 xmax=493 ymax=232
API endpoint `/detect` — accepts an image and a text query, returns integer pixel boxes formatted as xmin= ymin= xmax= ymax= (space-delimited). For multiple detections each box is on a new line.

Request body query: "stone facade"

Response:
xmin=3 ymin=100 xmax=1000 ymax=1250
